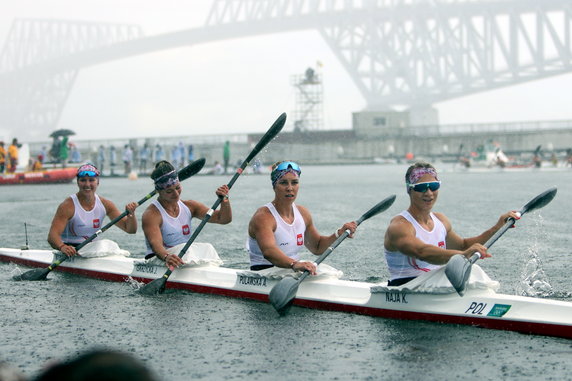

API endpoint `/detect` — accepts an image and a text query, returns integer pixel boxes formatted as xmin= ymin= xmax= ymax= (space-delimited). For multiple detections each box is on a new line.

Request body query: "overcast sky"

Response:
xmin=2 ymin=0 xmax=572 ymax=142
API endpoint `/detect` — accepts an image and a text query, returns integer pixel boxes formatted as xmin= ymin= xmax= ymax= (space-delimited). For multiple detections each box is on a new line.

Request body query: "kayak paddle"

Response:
xmin=445 ymin=187 xmax=557 ymax=296
xmin=13 ymin=158 xmax=206 ymax=281
xmin=269 ymin=194 xmax=397 ymax=315
xmin=139 ymin=112 xmax=287 ymax=295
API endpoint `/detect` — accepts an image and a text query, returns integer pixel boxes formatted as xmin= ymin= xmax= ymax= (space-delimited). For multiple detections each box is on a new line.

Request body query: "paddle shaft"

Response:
xmin=288 ymin=195 xmax=397 ymax=287
xmin=268 ymin=195 xmax=396 ymax=314
xmin=145 ymin=113 xmax=287 ymax=291
xmin=174 ymin=113 xmax=286 ymax=262
xmin=467 ymin=218 xmax=515 ymax=264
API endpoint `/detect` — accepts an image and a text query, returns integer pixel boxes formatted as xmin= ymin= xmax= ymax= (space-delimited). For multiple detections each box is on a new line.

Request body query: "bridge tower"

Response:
xmin=290 ymin=64 xmax=324 ymax=132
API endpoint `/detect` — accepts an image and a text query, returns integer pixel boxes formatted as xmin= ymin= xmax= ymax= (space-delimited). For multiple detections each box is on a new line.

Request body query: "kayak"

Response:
xmin=0 ymin=167 xmax=76 ymax=185
xmin=1 ymin=247 xmax=571 ymax=339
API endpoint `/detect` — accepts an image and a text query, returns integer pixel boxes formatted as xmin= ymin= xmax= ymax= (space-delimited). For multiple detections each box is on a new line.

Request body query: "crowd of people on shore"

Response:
xmin=94 ymin=142 xmax=195 ymax=176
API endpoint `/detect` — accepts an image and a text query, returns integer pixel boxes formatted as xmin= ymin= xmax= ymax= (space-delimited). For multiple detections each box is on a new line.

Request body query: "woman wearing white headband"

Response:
xmin=47 ymin=163 xmax=139 ymax=257
xmin=383 ymin=161 xmax=520 ymax=286
xmin=142 ymin=160 xmax=231 ymax=269
xmin=247 ymin=160 xmax=357 ymax=274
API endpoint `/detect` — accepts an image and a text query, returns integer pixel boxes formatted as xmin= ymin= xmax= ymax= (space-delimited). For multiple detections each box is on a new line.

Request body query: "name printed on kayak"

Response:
xmin=238 ymin=274 xmax=268 ymax=288
xmin=385 ymin=291 xmax=408 ymax=303
xmin=134 ymin=263 xmax=158 ymax=275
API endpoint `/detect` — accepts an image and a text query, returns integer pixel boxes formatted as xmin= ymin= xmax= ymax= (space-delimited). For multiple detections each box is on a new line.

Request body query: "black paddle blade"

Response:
xmin=445 ymin=254 xmax=473 ymax=296
xmin=359 ymin=195 xmax=396 ymax=224
xmin=13 ymin=267 xmax=50 ymax=281
xmin=178 ymin=158 xmax=206 ymax=181
xmin=520 ymin=187 xmax=557 ymax=216
xmin=269 ymin=277 xmax=300 ymax=315
xmin=138 ymin=277 xmax=167 ymax=296
xmin=244 ymin=113 xmax=286 ymax=164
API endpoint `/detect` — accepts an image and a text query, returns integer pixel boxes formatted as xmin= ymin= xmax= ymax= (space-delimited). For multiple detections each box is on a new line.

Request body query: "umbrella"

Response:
xmin=49 ymin=129 xmax=75 ymax=138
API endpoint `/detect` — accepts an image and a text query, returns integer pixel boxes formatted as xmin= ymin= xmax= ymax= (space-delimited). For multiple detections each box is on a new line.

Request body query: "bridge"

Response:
xmin=1 ymin=0 xmax=572 ymax=139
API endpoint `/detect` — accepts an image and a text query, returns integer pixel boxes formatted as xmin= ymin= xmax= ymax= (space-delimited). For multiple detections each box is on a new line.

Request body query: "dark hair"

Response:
xmin=150 ymin=160 xmax=175 ymax=181
xmin=33 ymin=349 xmax=157 ymax=381
xmin=405 ymin=161 xmax=436 ymax=183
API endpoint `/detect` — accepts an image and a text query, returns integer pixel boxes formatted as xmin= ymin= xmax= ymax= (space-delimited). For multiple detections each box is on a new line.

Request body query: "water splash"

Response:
xmin=125 ymin=276 xmax=144 ymax=290
xmin=518 ymin=213 xmax=553 ymax=297
xmin=9 ymin=263 xmax=24 ymax=279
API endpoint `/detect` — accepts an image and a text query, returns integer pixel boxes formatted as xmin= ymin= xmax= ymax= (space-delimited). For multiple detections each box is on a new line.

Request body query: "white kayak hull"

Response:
xmin=2 ymin=248 xmax=571 ymax=339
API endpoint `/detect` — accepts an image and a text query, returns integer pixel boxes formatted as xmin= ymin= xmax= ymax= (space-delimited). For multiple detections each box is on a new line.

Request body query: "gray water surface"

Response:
xmin=1 ymin=164 xmax=572 ymax=380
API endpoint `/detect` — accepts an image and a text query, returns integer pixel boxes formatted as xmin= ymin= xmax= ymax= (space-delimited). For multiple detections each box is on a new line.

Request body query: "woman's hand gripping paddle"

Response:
xmin=13 ymin=158 xmax=206 ymax=281
xmin=139 ymin=113 xmax=287 ymax=295
xmin=269 ymin=194 xmax=397 ymax=315
xmin=445 ymin=187 xmax=557 ymax=296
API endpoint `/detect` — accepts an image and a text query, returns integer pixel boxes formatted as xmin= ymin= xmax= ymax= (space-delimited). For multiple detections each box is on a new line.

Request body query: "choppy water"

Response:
xmin=1 ymin=164 xmax=572 ymax=380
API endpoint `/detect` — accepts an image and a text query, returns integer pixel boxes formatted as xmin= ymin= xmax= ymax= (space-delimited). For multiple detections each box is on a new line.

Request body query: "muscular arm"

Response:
xmin=100 ymin=197 xmax=137 ymax=233
xmin=186 ymin=185 xmax=232 ymax=225
xmin=300 ymin=205 xmax=357 ymax=255
xmin=442 ymin=211 xmax=519 ymax=250
xmin=47 ymin=198 xmax=74 ymax=251
xmin=141 ymin=205 xmax=168 ymax=260
xmin=384 ymin=215 xmax=478 ymax=265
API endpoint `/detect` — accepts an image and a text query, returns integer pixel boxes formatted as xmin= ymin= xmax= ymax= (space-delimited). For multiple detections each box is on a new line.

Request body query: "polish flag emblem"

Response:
xmin=297 ymin=233 xmax=303 ymax=246
xmin=93 ymin=219 xmax=100 ymax=228
xmin=438 ymin=241 xmax=445 ymax=248
xmin=182 ymin=225 xmax=190 ymax=235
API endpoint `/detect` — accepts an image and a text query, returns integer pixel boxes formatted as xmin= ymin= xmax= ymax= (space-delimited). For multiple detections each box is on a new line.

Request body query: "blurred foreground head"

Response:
xmin=33 ymin=349 xmax=158 ymax=381
xmin=0 ymin=360 xmax=26 ymax=381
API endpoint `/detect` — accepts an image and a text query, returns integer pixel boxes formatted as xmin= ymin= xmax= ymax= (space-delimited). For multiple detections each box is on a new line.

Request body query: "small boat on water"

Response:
xmin=0 ymin=167 xmax=77 ymax=185
xmin=2 ymin=247 xmax=571 ymax=339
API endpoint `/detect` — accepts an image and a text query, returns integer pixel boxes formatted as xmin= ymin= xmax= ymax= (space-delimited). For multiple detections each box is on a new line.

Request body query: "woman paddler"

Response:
xmin=47 ymin=163 xmax=138 ymax=257
xmin=247 ymin=161 xmax=357 ymax=274
xmin=142 ymin=160 xmax=231 ymax=268
xmin=383 ymin=161 xmax=520 ymax=286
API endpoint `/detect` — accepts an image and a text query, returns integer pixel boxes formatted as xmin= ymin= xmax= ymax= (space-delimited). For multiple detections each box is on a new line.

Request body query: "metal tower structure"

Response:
xmin=291 ymin=65 xmax=324 ymax=132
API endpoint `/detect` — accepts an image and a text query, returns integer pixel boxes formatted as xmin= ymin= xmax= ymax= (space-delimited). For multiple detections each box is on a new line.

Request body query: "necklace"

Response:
xmin=159 ymin=200 xmax=178 ymax=216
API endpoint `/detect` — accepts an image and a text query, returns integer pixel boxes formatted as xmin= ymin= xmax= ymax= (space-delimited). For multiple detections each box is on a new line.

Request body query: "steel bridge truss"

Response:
xmin=0 ymin=19 xmax=142 ymax=137
xmin=2 ymin=0 xmax=572 ymax=136
xmin=206 ymin=0 xmax=572 ymax=110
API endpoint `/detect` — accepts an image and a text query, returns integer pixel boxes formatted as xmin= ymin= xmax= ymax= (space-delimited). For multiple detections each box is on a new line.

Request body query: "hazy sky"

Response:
xmin=2 ymin=0 xmax=572 ymax=142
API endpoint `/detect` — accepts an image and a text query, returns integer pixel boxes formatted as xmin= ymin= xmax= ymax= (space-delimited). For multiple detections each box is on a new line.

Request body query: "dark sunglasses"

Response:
xmin=408 ymin=181 xmax=441 ymax=193
xmin=77 ymin=170 xmax=98 ymax=178
xmin=275 ymin=161 xmax=301 ymax=173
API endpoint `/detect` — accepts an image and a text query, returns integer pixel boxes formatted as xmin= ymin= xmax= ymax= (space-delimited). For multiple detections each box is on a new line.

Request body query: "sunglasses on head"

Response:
xmin=408 ymin=181 xmax=441 ymax=193
xmin=274 ymin=161 xmax=301 ymax=173
xmin=77 ymin=170 xmax=98 ymax=178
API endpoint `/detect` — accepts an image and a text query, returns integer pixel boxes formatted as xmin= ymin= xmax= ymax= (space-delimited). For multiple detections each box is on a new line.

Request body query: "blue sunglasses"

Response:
xmin=77 ymin=170 xmax=98 ymax=178
xmin=274 ymin=161 xmax=301 ymax=174
xmin=408 ymin=181 xmax=441 ymax=193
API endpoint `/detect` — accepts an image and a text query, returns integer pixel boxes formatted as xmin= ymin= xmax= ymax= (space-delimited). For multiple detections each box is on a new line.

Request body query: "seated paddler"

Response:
xmin=247 ymin=160 xmax=357 ymax=274
xmin=142 ymin=160 xmax=231 ymax=268
xmin=383 ymin=161 xmax=520 ymax=286
xmin=47 ymin=163 xmax=138 ymax=257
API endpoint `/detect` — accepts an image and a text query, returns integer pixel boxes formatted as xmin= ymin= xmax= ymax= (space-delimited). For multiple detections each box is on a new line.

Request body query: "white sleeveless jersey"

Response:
xmin=61 ymin=194 xmax=107 ymax=244
xmin=145 ymin=199 xmax=193 ymax=254
xmin=247 ymin=202 xmax=306 ymax=267
xmin=384 ymin=211 xmax=445 ymax=281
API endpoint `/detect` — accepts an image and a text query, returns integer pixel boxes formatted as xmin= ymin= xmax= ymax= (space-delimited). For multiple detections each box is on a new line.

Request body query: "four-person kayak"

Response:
xmin=1 ymin=247 xmax=571 ymax=340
